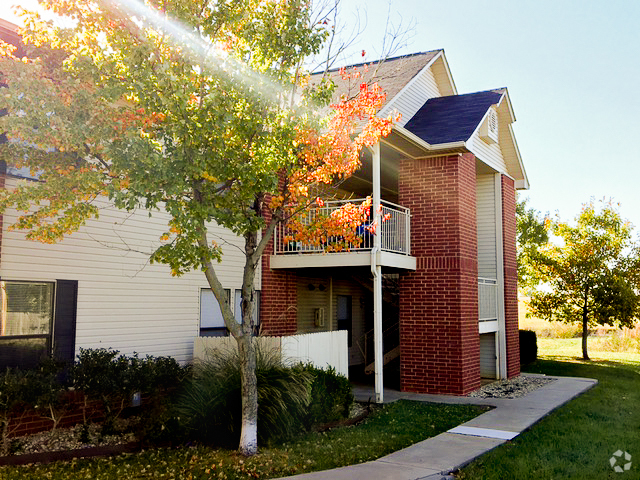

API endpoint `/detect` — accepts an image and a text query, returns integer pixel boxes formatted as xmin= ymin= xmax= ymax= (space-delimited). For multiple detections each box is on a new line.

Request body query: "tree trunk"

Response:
xmin=582 ymin=304 xmax=590 ymax=361
xmin=236 ymin=332 xmax=258 ymax=455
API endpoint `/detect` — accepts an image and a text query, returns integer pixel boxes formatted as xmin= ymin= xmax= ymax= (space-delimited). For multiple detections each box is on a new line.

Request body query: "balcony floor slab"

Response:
xmin=270 ymin=251 xmax=416 ymax=270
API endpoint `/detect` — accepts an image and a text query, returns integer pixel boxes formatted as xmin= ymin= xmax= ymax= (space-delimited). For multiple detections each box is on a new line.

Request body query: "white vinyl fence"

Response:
xmin=193 ymin=330 xmax=349 ymax=378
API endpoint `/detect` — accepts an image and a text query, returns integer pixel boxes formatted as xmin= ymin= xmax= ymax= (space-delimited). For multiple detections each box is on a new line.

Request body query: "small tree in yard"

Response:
xmin=528 ymin=200 xmax=640 ymax=360
xmin=516 ymin=196 xmax=549 ymax=292
xmin=0 ymin=0 xmax=396 ymax=454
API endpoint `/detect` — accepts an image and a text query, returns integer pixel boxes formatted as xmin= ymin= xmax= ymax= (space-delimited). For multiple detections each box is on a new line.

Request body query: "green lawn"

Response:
xmin=0 ymin=400 xmax=485 ymax=480
xmin=459 ymin=340 xmax=640 ymax=479
xmin=537 ymin=337 xmax=640 ymax=365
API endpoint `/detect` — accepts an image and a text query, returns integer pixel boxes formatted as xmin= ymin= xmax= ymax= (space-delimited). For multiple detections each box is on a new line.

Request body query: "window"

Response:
xmin=0 ymin=281 xmax=54 ymax=369
xmin=199 ymin=288 xmax=261 ymax=337
xmin=199 ymin=288 xmax=230 ymax=337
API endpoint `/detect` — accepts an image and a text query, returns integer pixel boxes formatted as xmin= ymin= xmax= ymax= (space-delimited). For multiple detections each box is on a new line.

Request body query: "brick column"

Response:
xmin=259 ymin=204 xmax=298 ymax=336
xmin=501 ymin=175 xmax=520 ymax=377
xmin=398 ymin=153 xmax=480 ymax=395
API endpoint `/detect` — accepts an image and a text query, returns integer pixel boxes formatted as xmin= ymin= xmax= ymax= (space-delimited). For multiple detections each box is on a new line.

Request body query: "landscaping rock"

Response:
xmin=468 ymin=375 xmax=555 ymax=399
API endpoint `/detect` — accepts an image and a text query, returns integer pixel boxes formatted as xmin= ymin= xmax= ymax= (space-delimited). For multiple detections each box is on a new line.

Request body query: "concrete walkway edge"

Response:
xmin=282 ymin=374 xmax=597 ymax=480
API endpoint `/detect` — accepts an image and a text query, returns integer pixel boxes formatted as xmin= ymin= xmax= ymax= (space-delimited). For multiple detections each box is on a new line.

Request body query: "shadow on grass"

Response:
xmin=459 ymin=358 xmax=640 ymax=480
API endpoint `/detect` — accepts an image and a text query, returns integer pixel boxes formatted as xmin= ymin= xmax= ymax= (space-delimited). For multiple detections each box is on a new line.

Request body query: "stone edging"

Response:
xmin=0 ymin=441 xmax=140 ymax=466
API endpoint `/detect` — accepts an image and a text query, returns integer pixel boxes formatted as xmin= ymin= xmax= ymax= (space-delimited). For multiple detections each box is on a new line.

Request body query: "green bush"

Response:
xmin=177 ymin=346 xmax=312 ymax=447
xmin=296 ymin=364 xmax=353 ymax=428
xmin=0 ymin=369 xmax=31 ymax=455
xmin=519 ymin=330 xmax=538 ymax=365
xmin=139 ymin=355 xmax=189 ymax=395
xmin=72 ymin=348 xmax=188 ymax=435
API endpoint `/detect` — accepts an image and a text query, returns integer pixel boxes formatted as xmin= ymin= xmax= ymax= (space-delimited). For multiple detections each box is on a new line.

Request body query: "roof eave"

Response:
xmin=508 ymin=123 xmax=529 ymax=190
xmin=392 ymin=125 xmax=468 ymax=154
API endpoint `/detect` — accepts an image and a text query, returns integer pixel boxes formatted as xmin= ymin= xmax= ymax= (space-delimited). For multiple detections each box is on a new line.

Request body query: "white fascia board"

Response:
xmin=393 ymin=125 xmax=467 ymax=153
xmin=379 ymin=50 xmax=444 ymax=118
xmin=498 ymin=88 xmax=516 ymax=123
xmin=270 ymin=252 xmax=372 ymax=269
xmin=507 ymin=123 xmax=529 ymax=190
xmin=393 ymin=125 xmax=435 ymax=151
xmin=430 ymin=141 xmax=468 ymax=150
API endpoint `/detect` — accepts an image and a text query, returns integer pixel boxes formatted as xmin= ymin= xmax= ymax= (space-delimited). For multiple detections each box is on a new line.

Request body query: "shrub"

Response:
xmin=519 ymin=330 xmax=538 ymax=365
xmin=71 ymin=348 xmax=131 ymax=433
xmin=139 ymin=355 xmax=189 ymax=396
xmin=72 ymin=348 xmax=188 ymax=435
xmin=295 ymin=364 xmax=353 ymax=428
xmin=177 ymin=346 xmax=312 ymax=447
xmin=0 ymin=369 xmax=31 ymax=455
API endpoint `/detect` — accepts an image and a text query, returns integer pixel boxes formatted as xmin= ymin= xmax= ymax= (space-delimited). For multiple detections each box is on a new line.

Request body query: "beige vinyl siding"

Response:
xmin=431 ymin=55 xmax=456 ymax=96
xmin=476 ymin=174 xmax=497 ymax=280
xmin=469 ymin=130 xmax=508 ymax=175
xmin=479 ymin=333 xmax=497 ymax=378
xmin=0 ymin=178 xmax=249 ymax=363
xmin=296 ymin=276 xmax=332 ymax=333
xmin=331 ymin=278 xmax=366 ymax=366
xmin=381 ymin=67 xmax=441 ymax=128
xmin=296 ymin=275 xmax=366 ymax=365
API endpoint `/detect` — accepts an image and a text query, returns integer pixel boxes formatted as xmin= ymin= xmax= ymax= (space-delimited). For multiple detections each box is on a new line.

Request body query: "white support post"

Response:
xmin=373 ymin=264 xmax=383 ymax=402
xmin=372 ymin=143 xmax=384 ymax=403
xmin=494 ymin=174 xmax=507 ymax=378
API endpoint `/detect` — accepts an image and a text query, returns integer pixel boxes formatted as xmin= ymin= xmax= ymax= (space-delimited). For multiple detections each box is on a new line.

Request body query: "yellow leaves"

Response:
xmin=201 ymin=172 xmax=217 ymax=182
xmin=0 ymin=40 xmax=17 ymax=58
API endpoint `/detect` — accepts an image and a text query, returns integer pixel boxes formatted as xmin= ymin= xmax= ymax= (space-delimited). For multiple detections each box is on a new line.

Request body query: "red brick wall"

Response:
xmin=7 ymin=393 xmax=104 ymax=438
xmin=259 ymin=205 xmax=298 ymax=336
xmin=398 ymin=154 xmax=480 ymax=395
xmin=501 ymin=175 xmax=520 ymax=378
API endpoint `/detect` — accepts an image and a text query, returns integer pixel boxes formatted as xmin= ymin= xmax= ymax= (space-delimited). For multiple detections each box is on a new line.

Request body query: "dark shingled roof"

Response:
xmin=404 ymin=90 xmax=503 ymax=145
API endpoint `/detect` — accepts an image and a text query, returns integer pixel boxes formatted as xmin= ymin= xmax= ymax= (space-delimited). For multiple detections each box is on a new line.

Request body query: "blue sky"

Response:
xmin=3 ymin=1 xmax=640 ymax=229
xmin=335 ymin=0 xmax=640 ymax=229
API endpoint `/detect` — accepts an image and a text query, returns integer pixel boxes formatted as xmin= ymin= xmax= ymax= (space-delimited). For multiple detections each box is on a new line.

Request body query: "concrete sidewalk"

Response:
xmin=283 ymin=374 xmax=597 ymax=480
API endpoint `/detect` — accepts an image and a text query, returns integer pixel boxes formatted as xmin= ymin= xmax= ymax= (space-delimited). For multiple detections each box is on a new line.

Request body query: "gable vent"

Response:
xmin=480 ymin=107 xmax=499 ymax=144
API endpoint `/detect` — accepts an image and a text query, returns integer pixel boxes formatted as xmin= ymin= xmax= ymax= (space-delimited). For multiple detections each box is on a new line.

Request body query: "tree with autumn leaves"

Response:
xmin=0 ymin=0 xmax=397 ymax=454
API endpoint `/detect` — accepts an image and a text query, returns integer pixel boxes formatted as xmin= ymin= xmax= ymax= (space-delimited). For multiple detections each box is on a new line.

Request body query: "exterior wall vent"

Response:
xmin=480 ymin=107 xmax=499 ymax=144
xmin=314 ymin=308 xmax=325 ymax=327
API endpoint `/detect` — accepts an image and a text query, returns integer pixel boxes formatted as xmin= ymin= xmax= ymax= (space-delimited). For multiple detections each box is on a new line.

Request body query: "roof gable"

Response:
xmin=310 ymin=51 xmax=440 ymax=103
xmin=403 ymin=90 xmax=503 ymax=145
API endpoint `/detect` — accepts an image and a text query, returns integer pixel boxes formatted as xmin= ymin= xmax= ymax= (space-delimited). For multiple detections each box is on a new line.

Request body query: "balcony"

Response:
xmin=478 ymin=277 xmax=499 ymax=333
xmin=270 ymin=199 xmax=416 ymax=270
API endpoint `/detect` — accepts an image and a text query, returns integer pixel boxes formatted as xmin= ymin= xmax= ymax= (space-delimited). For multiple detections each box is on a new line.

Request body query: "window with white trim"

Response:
xmin=199 ymin=288 xmax=230 ymax=337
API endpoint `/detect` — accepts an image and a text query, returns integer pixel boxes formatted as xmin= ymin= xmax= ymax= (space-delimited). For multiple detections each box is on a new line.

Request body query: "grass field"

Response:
xmin=458 ymin=304 xmax=640 ymax=479
xmin=537 ymin=337 xmax=640 ymax=365
xmin=459 ymin=353 xmax=640 ymax=479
